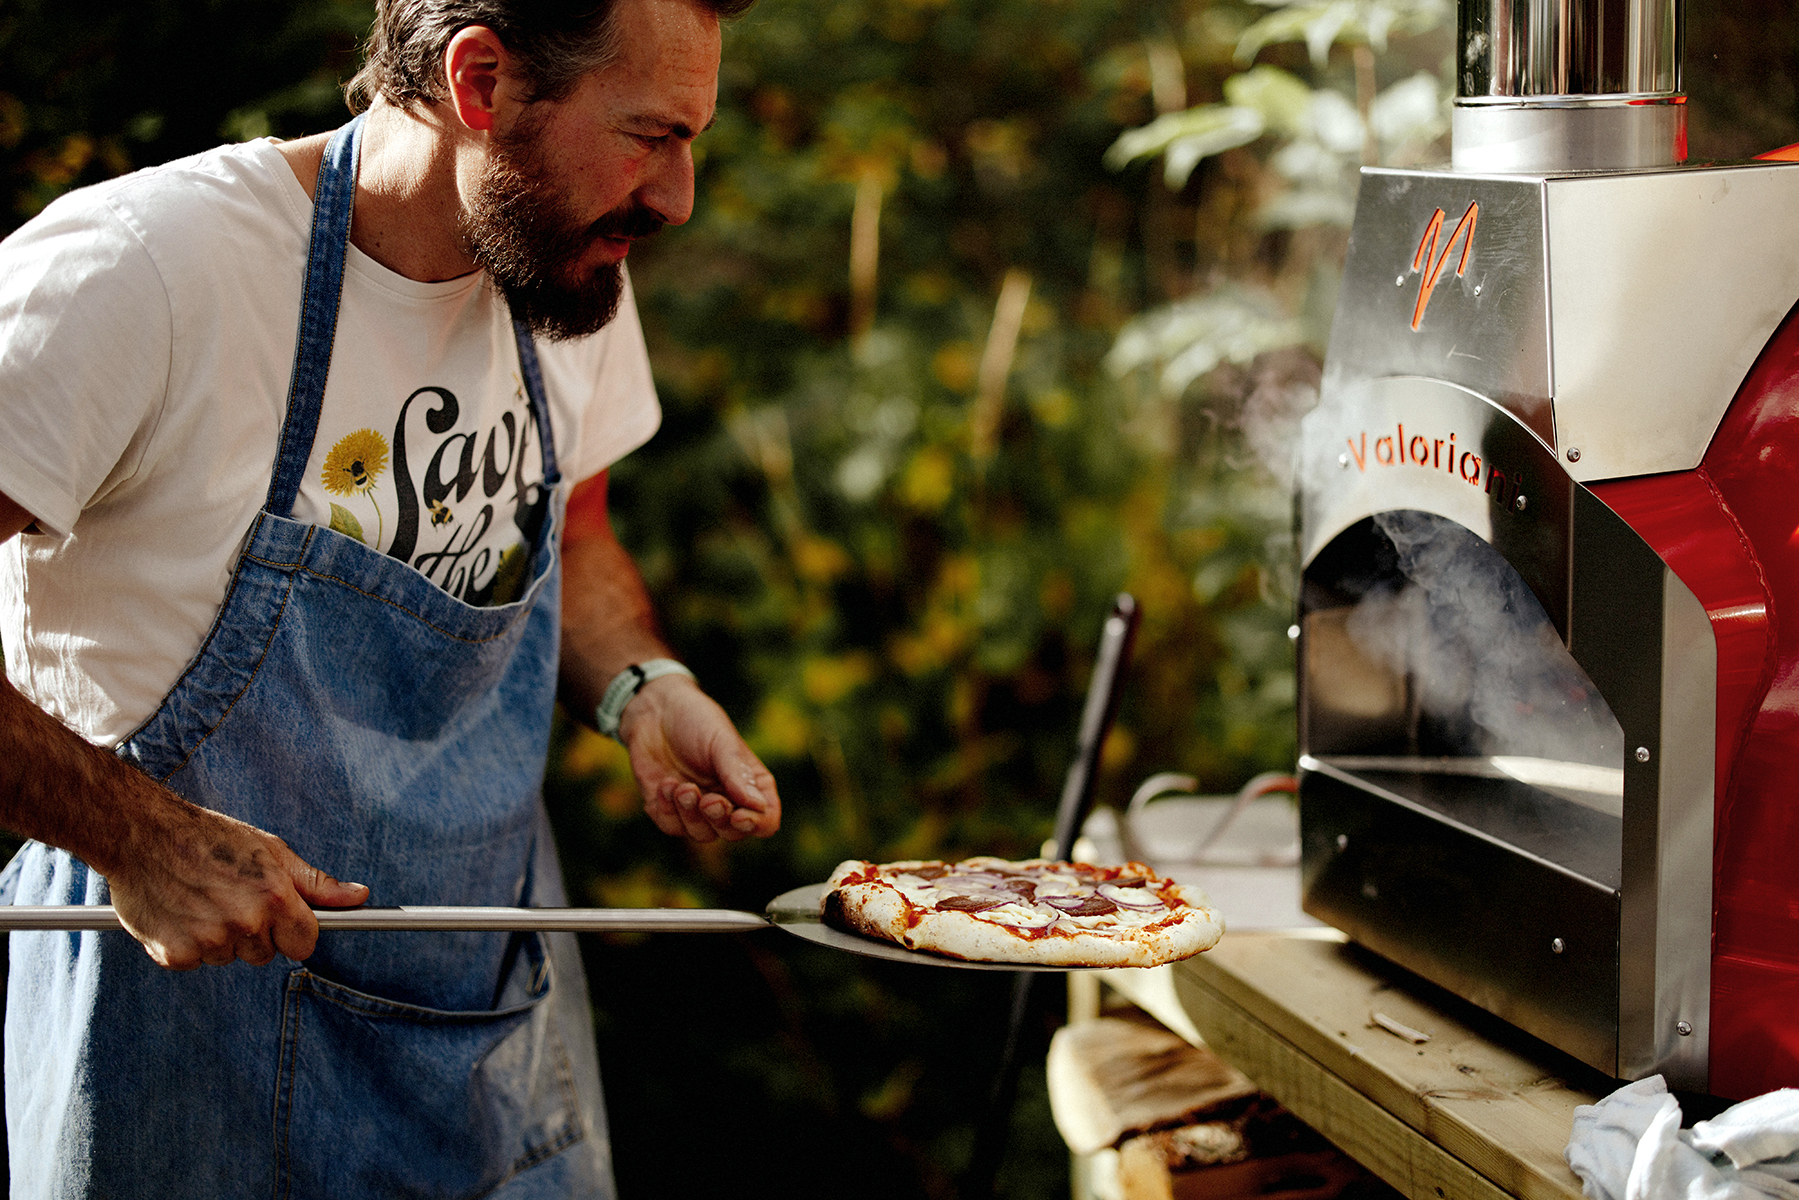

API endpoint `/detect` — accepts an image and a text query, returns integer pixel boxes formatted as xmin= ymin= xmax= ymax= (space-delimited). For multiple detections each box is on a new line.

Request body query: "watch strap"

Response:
xmin=595 ymin=659 xmax=694 ymax=741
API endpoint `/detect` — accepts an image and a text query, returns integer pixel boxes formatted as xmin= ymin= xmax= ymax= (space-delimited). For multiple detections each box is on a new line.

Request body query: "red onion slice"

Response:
xmin=940 ymin=873 xmax=1007 ymax=890
xmin=1098 ymin=883 xmax=1166 ymax=909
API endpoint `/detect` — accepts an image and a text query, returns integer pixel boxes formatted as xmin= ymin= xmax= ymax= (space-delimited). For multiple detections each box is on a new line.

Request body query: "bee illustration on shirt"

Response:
xmin=429 ymin=498 xmax=453 ymax=527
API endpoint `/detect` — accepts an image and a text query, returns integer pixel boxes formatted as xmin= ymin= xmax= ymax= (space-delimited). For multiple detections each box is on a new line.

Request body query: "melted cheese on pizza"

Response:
xmin=835 ymin=858 xmax=1188 ymax=937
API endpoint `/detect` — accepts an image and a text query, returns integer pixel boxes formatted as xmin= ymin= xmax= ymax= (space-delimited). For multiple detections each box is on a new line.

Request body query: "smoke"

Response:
xmin=1343 ymin=510 xmax=1624 ymax=768
xmin=1205 ymin=345 xmax=1322 ymax=491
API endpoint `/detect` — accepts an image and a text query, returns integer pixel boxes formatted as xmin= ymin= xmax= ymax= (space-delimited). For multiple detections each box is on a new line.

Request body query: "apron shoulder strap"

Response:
xmin=510 ymin=317 xmax=560 ymax=487
xmin=265 ymin=115 xmax=363 ymax=518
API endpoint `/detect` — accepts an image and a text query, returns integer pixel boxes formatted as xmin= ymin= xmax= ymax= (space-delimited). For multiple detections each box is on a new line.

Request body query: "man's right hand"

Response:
xmin=0 ymin=490 xmax=367 ymax=969
xmin=106 ymin=800 xmax=368 ymax=970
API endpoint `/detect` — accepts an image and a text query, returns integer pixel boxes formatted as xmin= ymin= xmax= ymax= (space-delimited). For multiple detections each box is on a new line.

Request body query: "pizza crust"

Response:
xmin=822 ymin=857 xmax=1223 ymax=968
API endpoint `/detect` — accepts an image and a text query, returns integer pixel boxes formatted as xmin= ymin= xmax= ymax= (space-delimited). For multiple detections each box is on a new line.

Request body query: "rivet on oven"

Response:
xmin=1336 ymin=834 xmax=1349 ymax=851
xmin=1338 ymin=453 xmax=1350 ymax=468
xmin=1677 ymin=1021 xmax=1693 ymax=1037
xmin=1514 ymin=494 xmax=1528 ymax=512
xmin=1551 ymin=938 xmax=1566 ymax=954
xmin=1473 ymin=283 xmax=1483 ymax=296
xmin=1395 ymin=275 xmax=1406 ymax=287
xmin=1566 ymin=447 xmax=1582 ymax=463
xmin=1636 ymin=746 xmax=1652 ymax=763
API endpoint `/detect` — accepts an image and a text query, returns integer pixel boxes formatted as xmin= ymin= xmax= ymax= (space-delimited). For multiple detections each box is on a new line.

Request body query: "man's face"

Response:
xmin=462 ymin=0 xmax=722 ymax=341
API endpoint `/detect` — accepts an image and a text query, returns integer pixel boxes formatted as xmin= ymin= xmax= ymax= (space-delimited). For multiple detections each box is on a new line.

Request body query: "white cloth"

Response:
xmin=0 ymin=137 xmax=661 ymax=746
xmin=1567 ymin=1076 xmax=1799 ymax=1200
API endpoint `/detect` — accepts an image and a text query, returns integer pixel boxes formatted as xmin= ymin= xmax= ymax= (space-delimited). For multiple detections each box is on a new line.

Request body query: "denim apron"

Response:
xmin=3 ymin=116 xmax=614 ymax=1198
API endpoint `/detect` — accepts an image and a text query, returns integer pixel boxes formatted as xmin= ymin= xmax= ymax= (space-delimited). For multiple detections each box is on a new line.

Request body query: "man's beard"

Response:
xmin=462 ymin=121 xmax=663 ymax=342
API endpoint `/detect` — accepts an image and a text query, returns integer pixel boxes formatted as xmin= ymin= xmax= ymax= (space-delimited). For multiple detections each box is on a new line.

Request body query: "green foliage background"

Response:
xmin=3 ymin=0 xmax=1797 ymax=1196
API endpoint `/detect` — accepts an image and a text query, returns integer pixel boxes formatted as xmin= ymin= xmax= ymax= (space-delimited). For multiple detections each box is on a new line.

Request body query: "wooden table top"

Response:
xmin=1097 ymin=930 xmax=1616 ymax=1200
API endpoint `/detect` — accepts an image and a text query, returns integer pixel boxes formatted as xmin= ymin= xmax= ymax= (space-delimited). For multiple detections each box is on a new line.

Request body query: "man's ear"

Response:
xmin=444 ymin=26 xmax=514 ymax=133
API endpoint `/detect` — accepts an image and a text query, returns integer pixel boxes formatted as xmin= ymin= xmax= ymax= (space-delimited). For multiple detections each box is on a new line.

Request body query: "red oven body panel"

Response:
xmin=1597 ymin=301 xmax=1799 ymax=1097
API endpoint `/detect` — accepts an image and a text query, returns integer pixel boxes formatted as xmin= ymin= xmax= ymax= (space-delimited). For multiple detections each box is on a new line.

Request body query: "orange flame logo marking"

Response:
xmin=1409 ymin=201 xmax=1479 ymax=331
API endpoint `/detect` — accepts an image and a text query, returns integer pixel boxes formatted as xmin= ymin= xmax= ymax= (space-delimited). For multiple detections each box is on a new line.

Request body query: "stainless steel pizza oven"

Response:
xmin=1297 ymin=0 xmax=1799 ymax=1097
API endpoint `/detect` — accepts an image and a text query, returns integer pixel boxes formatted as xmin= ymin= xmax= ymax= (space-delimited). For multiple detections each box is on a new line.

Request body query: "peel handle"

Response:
xmin=0 ymin=906 xmax=772 ymax=934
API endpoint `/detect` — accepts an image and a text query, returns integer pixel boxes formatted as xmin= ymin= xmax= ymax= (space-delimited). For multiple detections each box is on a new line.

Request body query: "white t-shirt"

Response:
xmin=0 ymin=138 xmax=662 ymax=747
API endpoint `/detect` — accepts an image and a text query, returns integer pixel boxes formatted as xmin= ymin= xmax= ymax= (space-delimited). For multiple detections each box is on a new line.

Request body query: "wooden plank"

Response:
xmin=1181 ymin=936 xmax=1595 ymax=1200
xmin=1094 ymin=932 xmax=1351 ymax=1055
xmin=1177 ymin=968 xmax=1513 ymax=1200
xmin=1173 ymin=934 xmax=1601 ymax=1200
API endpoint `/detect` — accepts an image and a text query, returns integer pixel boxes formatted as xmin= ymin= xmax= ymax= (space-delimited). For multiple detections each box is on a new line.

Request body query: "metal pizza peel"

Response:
xmin=0 ymin=888 xmax=1095 ymax=973
xmin=762 ymin=882 xmax=1078 ymax=973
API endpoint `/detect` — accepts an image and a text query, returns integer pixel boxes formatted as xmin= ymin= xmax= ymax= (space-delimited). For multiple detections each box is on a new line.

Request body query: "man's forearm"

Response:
xmin=0 ymin=493 xmax=164 ymax=868
xmin=556 ymin=473 xmax=781 ymax=841
xmin=558 ymin=474 xmax=677 ymax=722
xmin=0 ymin=674 xmax=279 ymax=903
xmin=0 ymin=674 xmax=176 ymax=878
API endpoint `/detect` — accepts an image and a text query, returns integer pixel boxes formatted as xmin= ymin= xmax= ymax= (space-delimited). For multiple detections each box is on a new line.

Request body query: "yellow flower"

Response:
xmin=802 ymin=651 xmax=876 ymax=705
xmin=321 ymin=429 xmax=390 ymax=496
xmin=791 ymin=534 xmax=852 ymax=584
xmin=748 ymin=696 xmax=812 ymax=761
xmin=900 ymin=446 xmax=955 ymax=511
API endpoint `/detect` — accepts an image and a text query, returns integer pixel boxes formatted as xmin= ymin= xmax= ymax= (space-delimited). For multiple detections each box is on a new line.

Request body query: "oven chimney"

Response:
xmin=1453 ymin=0 xmax=1685 ymax=173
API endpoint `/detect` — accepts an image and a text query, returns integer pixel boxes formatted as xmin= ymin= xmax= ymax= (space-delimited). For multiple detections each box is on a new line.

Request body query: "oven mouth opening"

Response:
xmin=1301 ymin=509 xmax=1624 ymax=887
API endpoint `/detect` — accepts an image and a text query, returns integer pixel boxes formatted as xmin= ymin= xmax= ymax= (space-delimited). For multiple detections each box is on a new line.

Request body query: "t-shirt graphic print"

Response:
xmin=315 ymin=370 xmax=551 ymax=607
xmin=290 ymin=233 xmax=573 ymax=611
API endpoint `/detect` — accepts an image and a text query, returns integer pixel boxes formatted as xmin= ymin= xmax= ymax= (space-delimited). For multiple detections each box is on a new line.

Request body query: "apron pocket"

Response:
xmin=273 ymin=932 xmax=583 ymax=1199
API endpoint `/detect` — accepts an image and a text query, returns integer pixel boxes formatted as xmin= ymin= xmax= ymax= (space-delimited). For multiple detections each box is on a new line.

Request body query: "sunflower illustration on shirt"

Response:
xmin=321 ymin=428 xmax=391 ymax=547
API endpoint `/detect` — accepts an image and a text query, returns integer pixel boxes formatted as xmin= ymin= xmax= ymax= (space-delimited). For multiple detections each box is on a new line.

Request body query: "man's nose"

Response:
xmin=639 ymin=145 xmax=696 ymax=227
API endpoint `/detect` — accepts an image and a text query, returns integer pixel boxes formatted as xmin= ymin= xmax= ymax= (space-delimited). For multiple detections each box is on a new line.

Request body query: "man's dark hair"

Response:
xmin=346 ymin=0 xmax=756 ymax=112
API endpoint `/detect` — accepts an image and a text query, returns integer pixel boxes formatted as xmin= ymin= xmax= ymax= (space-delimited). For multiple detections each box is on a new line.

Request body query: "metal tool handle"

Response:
xmin=0 ymin=906 xmax=771 ymax=934
xmin=1050 ymin=593 xmax=1141 ymax=862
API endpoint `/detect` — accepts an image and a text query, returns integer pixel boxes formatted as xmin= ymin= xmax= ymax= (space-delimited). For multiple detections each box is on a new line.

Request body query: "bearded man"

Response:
xmin=0 ymin=0 xmax=776 ymax=1193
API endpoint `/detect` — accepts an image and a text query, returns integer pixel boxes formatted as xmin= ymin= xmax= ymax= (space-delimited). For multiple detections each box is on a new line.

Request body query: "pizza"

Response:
xmin=820 ymin=856 xmax=1222 ymax=968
